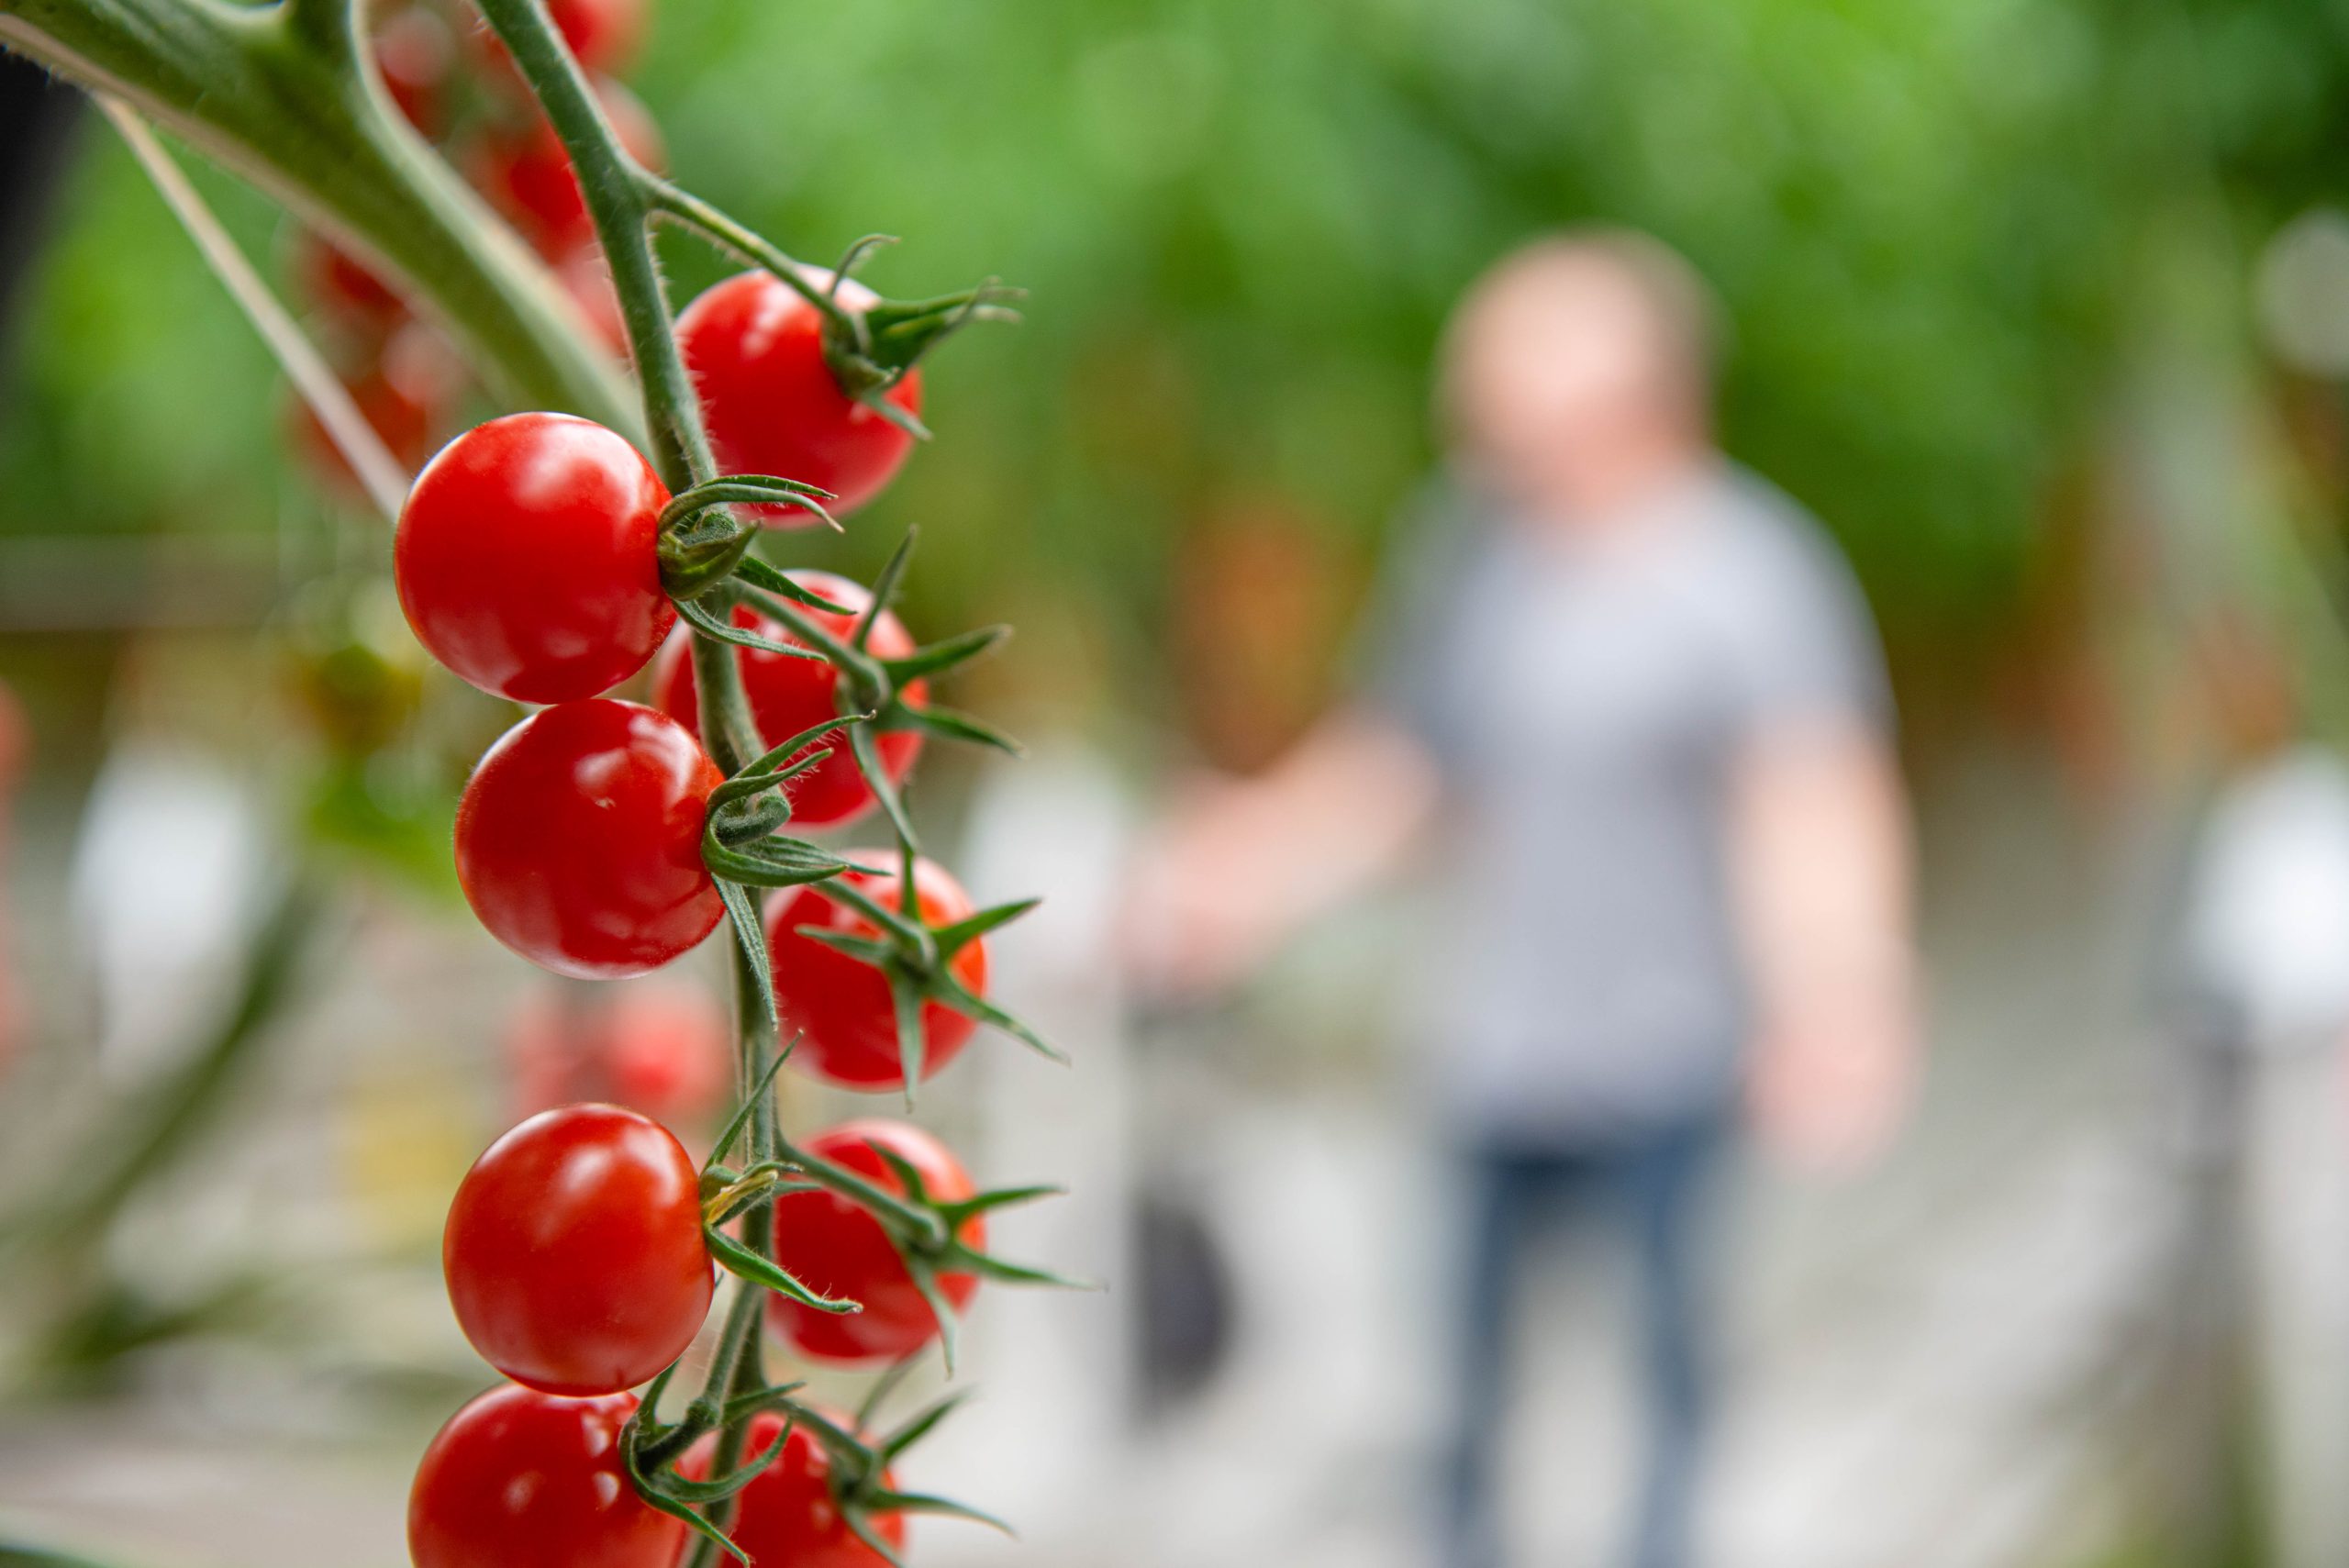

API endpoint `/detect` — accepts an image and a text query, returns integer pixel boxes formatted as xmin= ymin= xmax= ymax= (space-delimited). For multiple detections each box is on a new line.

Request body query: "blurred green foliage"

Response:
xmin=3 ymin=0 xmax=2345 ymax=720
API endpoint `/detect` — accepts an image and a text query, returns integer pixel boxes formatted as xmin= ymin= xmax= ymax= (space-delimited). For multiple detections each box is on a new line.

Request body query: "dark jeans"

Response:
xmin=1441 ymin=1111 xmax=1731 ymax=1568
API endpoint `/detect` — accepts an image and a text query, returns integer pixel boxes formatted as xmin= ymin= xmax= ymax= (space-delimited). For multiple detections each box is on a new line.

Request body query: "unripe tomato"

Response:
xmin=408 ymin=1384 xmax=681 ymax=1568
xmin=767 ymin=1120 xmax=982 ymax=1364
xmin=650 ymin=572 xmax=923 ymax=831
xmin=395 ymin=412 xmax=674 ymax=703
xmin=443 ymin=1104 xmax=713 ymax=1396
xmin=456 ymin=700 xmax=724 ymax=979
xmin=676 ymin=272 xmax=920 ymax=518
xmin=476 ymin=79 xmax=663 ymax=253
xmin=683 ymin=1410 xmax=906 ymax=1567
xmin=764 ymin=858 xmax=984 ymax=1089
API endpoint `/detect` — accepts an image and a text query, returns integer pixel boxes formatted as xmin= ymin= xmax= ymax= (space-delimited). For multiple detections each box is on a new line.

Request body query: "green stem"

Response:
xmin=0 ymin=0 xmax=633 ymax=429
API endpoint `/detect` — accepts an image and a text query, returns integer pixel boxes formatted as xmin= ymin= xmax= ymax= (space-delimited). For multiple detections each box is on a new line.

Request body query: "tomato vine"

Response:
xmin=0 ymin=1 xmax=1080 ymax=1563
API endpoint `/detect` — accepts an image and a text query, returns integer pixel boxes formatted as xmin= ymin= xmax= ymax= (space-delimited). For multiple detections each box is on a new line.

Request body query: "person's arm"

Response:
xmin=1126 ymin=706 xmax=1441 ymax=997
xmin=1731 ymin=718 xmax=1920 ymax=1172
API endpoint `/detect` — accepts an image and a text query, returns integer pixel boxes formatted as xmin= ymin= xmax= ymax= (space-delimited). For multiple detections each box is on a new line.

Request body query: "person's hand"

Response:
xmin=1121 ymin=773 xmax=1294 ymax=1001
xmin=1745 ymin=986 xmax=1919 ymax=1175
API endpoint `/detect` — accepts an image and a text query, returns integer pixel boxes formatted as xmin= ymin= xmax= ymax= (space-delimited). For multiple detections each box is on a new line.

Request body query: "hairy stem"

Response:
xmin=0 ymin=0 xmax=634 ymax=428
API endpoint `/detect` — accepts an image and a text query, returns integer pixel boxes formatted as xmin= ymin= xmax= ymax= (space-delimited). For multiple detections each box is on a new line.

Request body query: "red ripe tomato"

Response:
xmin=409 ymin=1384 xmax=682 ymax=1568
xmin=290 ymin=231 xmax=406 ymax=338
xmin=395 ymin=412 xmax=674 ymax=703
xmin=764 ymin=858 xmax=984 ymax=1089
xmin=286 ymin=323 xmax=461 ymax=495
xmin=546 ymin=0 xmax=645 ymax=74
xmin=676 ymin=272 xmax=921 ymax=518
xmin=507 ymin=982 xmax=732 ymax=1129
xmin=373 ymin=3 xmax=453 ymax=133
xmin=683 ymin=1411 xmax=905 ymax=1568
xmin=767 ymin=1120 xmax=982 ymax=1364
xmin=443 ymin=1104 xmax=713 ymax=1396
xmin=650 ymin=572 xmax=922 ymax=830
xmin=456 ymin=700 xmax=725 ymax=979
xmin=476 ymin=79 xmax=663 ymax=253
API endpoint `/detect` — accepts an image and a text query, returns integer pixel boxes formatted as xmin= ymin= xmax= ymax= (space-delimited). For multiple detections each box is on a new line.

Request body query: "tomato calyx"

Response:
xmin=763 ymin=1121 xmax=1091 ymax=1373
xmin=656 ymin=473 xmax=841 ymax=599
xmin=622 ymin=1368 xmax=1010 ymax=1568
xmin=817 ymin=260 xmax=1025 ymax=440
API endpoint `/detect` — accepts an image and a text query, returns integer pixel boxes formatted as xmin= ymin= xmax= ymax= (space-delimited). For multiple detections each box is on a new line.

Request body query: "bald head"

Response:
xmin=1442 ymin=231 xmax=1720 ymax=517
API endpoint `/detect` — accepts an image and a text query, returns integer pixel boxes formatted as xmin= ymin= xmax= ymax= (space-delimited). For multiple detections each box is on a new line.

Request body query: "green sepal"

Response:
xmin=677 ymin=594 xmax=826 ymax=662
xmin=704 ymin=1222 xmax=861 ymax=1315
xmin=889 ymin=970 xmax=928 ymax=1110
xmin=853 ymin=531 xmax=918 ymax=652
xmin=662 ymin=474 xmax=840 ymax=534
xmin=713 ymin=877 xmax=777 ymax=1027
xmin=931 ymin=971 xmax=1067 ymax=1063
xmin=707 ymin=1044 xmax=795 ymax=1171
xmin=930 ymin=897 xmax=1040 ymax=960
xmin=935 ymin=1182 xmax=1066 ymax=1223
xmin=864 ymin=1487 xmax=1017 ymax=1537
xmin=718 ymin=1380 xmax=809 ymax=1427
xmin=790 ymin=926 xmax=894 ymax=966
xmin=637 ymin=1420 xmax=790 ymax=1506
xmin=841 ymin=1507 xmax=910 ymax=1568
xmin=707 ymin=838 xmax=852 ymax=889
xmin=903 ymin=1255 xmax=963 ymax=1376
xmin=622 ymin=1421 xmax=750 ymax=1565
xmin=733 ymin=556 xmax=855 ymax=614
xmin=873 ymin=1388 xmax=974 ymax=1463
xmin=884 ymin=702 xmax=1025 ymax=757
xmin=847 ymin=723 xmax=919 ymax=845
xmin=880 ymin=624 xmax=1010 ymax=686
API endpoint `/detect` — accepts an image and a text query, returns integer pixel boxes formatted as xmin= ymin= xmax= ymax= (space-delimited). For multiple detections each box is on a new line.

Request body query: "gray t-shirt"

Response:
xmin=1373 ymin=461 xmax=1888 ymax=1145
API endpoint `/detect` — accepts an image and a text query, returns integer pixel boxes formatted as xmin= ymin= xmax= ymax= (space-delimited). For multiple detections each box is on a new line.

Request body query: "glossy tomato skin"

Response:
xmin=676 ymin=272 xmax=921 ymax=518
xmin=396 ymin=413 xmax=674 ymax=703
xmin=478 ymin=80 xmax=663 ymax=254
xmin=409 ymin=1384 xmax=681 ymax=1568
xmin=768 ymin=1119 xmax=983 ymax=1364
xmin=764 ymin=859 xmax=984 ymax=1090
xmin=684 ymin=1412 xmax=905 ymax=1568
xmin=443 ymin=1104 xmax=713 ymax=1396
xmin=651 ymin=572 xmax=923 ymax=831
xmin=457 ymin=700 xmax=724 ymax=979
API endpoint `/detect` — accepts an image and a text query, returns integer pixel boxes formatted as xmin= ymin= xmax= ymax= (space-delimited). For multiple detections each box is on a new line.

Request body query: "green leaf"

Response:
xmin=704 ymin=1223 xmax=861 ymax=1314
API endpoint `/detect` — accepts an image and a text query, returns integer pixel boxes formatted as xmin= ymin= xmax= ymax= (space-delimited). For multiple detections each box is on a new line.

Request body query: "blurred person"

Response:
xmin=1131 ymin=231 xmax=1917 ymax=1568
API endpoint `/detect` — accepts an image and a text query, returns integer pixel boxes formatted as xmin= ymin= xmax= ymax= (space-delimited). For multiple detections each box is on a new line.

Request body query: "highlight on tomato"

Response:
xmin=676 ymin=270 xmax=921 ymax=518
xmin=764 ymin=857 xmax=985 ymax=1090
xmin=395 ymin=412 xmax=674 ymax=703
xmin=456 ymin=699 xmax=725 ymax=980
xmin=443 ymin=1103 xmax=713 ymax=1396
xmin=651 ymin=570 xmax=923 ymax=831
xmin=766 ymin=1118 xmax=982 ymax=1364
xmin=408 ymin=1384 xmax=683 ymax=1568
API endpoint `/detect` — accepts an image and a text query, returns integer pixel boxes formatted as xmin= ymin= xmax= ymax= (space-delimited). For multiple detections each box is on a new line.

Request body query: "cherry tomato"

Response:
xmin=768 ymin=1119 xmax=983 ymax=1364
xmin=289 ymin=231 xmax=406 ymax=339
xmin=546 ymin=0 xmax=645 ymax=74
xmin=286 ymin=323 xmax=461 ymax=496
xmin=395 ymin=412 xmax=674 ymax=703
xmin=764 ymin=858 xmax=984 ymax=1089
xmin=476 ymin=79 xmax=663 ymax=253
xmin=676 ymin=272 xmax=920 ymax=518
xmin=373 ymin=3 xmax=453 ymax=133
xmin=507 ymin=981 xmax=730 ymax=1128
xmin=443 ymin=1104 xmax=713 ymax=1396
xmin=650 ymin=572 xmax=923 ymax=831
xmin=683 ymin=1411 xmax=905 ymax=1568
xmin=456 ymin=699 xmax=725 ymax=979
xmin=409 ymin=1384 xmax=682 ymax=1568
